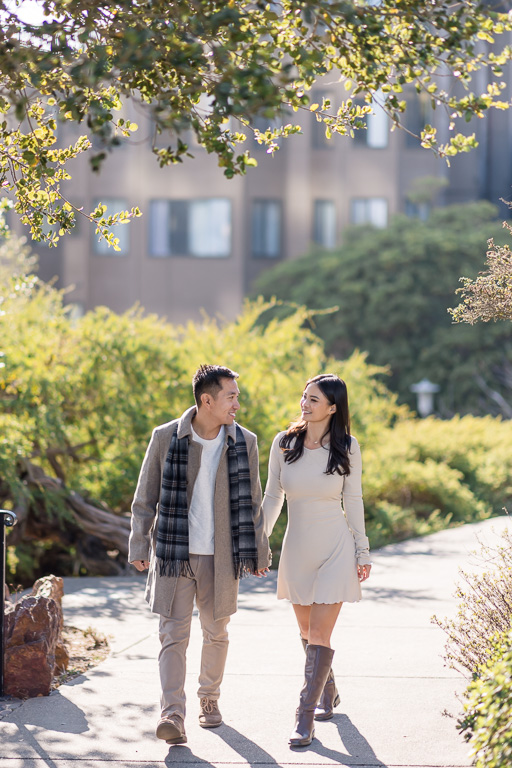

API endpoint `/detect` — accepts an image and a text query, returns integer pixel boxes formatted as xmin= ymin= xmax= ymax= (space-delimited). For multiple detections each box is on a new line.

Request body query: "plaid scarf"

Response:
xmin=156 ymin=423 xmax=258 ymax=579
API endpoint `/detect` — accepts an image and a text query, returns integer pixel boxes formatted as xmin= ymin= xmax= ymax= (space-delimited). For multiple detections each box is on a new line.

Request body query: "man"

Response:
xmin=129 ymin=364 xmax=270 ymax=745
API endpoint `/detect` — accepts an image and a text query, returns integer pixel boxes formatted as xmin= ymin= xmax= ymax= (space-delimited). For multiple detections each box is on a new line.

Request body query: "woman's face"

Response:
xmin=300 ymin=382 xmax=335 ymax=424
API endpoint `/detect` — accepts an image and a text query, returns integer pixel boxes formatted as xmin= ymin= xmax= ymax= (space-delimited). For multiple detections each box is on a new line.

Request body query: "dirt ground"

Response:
xmin=53 ymin=625 xmax=110 ymax=688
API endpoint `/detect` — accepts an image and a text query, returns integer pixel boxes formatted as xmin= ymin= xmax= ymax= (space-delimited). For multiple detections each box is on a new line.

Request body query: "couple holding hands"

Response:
xmin=128 ymin=364 xmax=372 ymax=748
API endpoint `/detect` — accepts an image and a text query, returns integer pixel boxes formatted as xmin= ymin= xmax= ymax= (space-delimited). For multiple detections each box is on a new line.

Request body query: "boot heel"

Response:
xmin=333 ymin=693 xmax=340 ymax=708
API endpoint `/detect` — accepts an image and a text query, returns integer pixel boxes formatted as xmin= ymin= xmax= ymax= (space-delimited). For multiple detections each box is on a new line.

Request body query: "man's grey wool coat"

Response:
xmin=128 ymin=406 xmax=270 ymax=620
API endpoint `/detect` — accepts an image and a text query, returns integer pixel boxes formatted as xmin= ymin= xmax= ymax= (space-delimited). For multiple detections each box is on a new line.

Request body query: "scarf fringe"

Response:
xmin=235 ymin=558 xmax=260 ymax=579
xmin=157 ymin=557 xmax=194 ymax=579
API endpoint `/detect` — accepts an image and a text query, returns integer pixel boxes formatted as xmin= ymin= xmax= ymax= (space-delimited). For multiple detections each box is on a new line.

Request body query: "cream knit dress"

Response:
xmin=262 ymin=432 xmax=371 ymax=605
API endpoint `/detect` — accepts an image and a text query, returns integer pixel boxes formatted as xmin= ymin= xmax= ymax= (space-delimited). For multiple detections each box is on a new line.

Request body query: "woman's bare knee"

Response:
xmin=308 ymin=629 xmax=332 ymax=647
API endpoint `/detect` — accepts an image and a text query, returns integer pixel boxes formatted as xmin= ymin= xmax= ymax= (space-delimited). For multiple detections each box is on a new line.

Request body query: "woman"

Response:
xmin=262 ymin=373 xmax=371 ymax=747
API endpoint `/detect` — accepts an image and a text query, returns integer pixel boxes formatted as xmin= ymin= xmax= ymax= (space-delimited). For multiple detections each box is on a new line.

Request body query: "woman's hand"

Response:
xmin=132 ymin=560 xmax=150 ymax=572
xmin=357 ymin=563 xmax=372 ymax=582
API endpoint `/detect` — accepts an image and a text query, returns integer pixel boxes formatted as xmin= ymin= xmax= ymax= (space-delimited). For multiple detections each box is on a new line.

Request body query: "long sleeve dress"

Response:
xmin=262 ymin=432 xmax=371 ymax=605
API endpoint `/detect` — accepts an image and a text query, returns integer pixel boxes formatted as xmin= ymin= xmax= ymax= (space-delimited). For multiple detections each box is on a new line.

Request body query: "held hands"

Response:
xmin=357 ymin=564 xmax=372 ymax=582
xmin=254 ymin=567 xmax=269 ymax=578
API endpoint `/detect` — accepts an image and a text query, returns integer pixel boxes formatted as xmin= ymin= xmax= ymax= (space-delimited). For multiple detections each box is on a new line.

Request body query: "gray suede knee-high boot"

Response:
xmin=300 ymin=637 xmax=340 ymax=721
xmin=289 ymin=644 xmax=335 ymax=747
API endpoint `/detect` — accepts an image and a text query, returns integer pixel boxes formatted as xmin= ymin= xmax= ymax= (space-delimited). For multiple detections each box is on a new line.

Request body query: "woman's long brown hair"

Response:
xmin=279 ymin=374 xmax=352 ymax=476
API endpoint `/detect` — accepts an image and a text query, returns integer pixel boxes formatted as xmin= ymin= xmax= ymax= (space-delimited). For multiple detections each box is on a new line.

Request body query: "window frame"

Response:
xmin=251 ymin=199 xmax=283 ymax=259
xmin=350 ymin=197 xmax=388 ymax=228
xmin=313 ymin=199 xmax=337 ymax=249
xmin=148 ymin=198 xmax=232 ymax=259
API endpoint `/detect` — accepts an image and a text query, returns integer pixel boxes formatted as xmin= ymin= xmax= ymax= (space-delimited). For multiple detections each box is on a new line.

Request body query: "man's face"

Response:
xmin=208 ymin=377 xmax=241 ymax=426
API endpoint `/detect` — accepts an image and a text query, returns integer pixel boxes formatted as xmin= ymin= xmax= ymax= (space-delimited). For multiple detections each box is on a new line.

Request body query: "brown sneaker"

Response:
xmin=155 ymin=715 xmax=187 ymax=745
xmin=199 ymin=697 xmax=223 ymax=728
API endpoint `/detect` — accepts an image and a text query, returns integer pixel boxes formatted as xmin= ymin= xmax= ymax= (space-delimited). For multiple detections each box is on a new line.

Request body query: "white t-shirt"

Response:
xmin=188 ymin=425 xmax=225 ymax=555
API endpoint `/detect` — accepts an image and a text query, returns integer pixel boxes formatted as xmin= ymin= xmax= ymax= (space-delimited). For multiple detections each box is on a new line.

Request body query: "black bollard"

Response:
xmin=0 ymin=509 xmax=17 ymax=697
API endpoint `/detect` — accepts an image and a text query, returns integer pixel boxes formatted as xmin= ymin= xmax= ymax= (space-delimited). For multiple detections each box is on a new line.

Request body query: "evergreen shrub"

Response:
xmin=433 ymin=529 xmax=512 ymax=768
xmin=459 ymin=630 xmax=512 ymax=768
xmin=362 ymin=418 xmax=512 ymax=548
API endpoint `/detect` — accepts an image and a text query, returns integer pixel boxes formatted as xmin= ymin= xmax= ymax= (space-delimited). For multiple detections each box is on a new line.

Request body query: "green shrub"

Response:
xmin=459 ymin=630 xmax=512 ymax=768
xmin=253 ymin=201 xmax=512 ymax=416
xmin=380 ymin=417 xmax=512 ymax=513
xmin=362 ymin=417 xmax=512 ymax=549
xmin=433 ymin=530 xmax=512 ymax=767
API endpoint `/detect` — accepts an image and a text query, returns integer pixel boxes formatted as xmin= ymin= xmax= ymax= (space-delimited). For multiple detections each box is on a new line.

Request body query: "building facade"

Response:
xmin=18 ymin=80 xmax=512 ymax=325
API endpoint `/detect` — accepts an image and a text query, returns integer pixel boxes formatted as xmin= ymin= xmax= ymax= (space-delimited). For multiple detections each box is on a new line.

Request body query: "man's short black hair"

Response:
xmin=192 ymin=364 xmax=239 ymax=407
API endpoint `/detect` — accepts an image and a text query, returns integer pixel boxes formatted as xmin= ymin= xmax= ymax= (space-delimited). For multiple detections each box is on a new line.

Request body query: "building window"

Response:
xmin=149 ymin=121 xmax=192 ymax=151
xmin=93 ymin=198 xmax=130 ymax=255
xmin=405 ymin=92 xmax=432 ymax=148
xmin=313 ymin=200 xmax=336 ymax=248
xmin=149 ymin=199 xmax=231 ymax=258
xmin=353 ymin=92 xmax=388 ymax=148
xmin=367 ymin=103 xmax=388 ymax=148
xmin=351 ymin=198 xmax=388 ymax=228
xmin=252 ymin=200 xmax=282 ymax=258
xmin=405 ymin=200 xmax=431 ymax=221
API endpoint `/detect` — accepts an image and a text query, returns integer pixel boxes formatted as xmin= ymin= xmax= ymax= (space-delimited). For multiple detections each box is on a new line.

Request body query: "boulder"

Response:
xmin=5 ymin=637 xmax=55 ymax=699
xmin=32 ymin=575 xmax=65 ymax=603
xmin=32 ymin=575 xmax=64 ymax=630
xmin=55 ymin=639 xmax=70 ymax=674
xmin=3 ymin=575 xmax=69 ymax=698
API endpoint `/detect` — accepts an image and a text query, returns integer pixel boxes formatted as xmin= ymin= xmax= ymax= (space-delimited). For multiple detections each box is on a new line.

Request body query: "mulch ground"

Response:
xmin=53 ymin=625 xmax=110 ymax=688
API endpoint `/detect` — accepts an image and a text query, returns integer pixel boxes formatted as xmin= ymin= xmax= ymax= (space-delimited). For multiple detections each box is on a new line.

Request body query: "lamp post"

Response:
xmin=410 ymin=378 xmax=440 ymax=418
xmin=0 ymin=509 xmax=17 ymax=697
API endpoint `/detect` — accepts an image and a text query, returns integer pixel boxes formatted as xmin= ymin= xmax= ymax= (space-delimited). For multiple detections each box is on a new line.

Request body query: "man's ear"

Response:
xmin=200 ymin=392 xmax=211 ymax=409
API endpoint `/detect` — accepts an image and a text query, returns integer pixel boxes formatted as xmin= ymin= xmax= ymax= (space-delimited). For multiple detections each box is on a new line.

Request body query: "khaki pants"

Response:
xmin=158 ymin=554 xmax=230 ymax=720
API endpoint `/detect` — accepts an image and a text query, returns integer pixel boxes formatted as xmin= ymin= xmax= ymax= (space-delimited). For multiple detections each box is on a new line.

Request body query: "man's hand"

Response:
xmin=131 ymin=560 xmax=150 ymax=572
xmin=254 ymin=567 xmax=269 ymax=578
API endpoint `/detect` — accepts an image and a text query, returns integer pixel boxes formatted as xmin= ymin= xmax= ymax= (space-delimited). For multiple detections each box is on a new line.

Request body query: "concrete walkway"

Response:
xmin=1 ymin=514 xmax=511 ymax=768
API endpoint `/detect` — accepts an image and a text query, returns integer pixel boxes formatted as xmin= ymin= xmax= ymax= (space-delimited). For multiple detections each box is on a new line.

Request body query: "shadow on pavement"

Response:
xmin=238 ymin=573 xmax=278 ymax=595
xmin=362 ymin=586 xmax=435 ymax=602
xmin=9 ymin=724 xmax=60 ymax=768
xmin=11 ymin=691 xmax=89 ymax=734
xmin=62 ymin=576 xmax=146 ymax=596
xmin=374 ymin=544 xmax=458 ymax=559
xmin=164 ymin=745 xmax=217 ymax=765
xmin=302 ymin=713 xmax=388 ymax=767
xmin=209 ymin=724 xmax=287 ymax=768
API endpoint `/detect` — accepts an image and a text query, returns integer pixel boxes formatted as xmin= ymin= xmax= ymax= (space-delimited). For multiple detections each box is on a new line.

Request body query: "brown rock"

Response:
xmin=4 ymin=592 xmax=66 ymax=698
xmin=55 ymin=640 xmax=70 ymax=674
xmin=6 ymin=596 xmax=61 ymax=647
xmin=32 ymin=575 xmax=65 ymax=631
xmin=32 ymin=575 xmax=64 ymax=604
xmin=5 ymin=640 xmax=55 ymax=699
